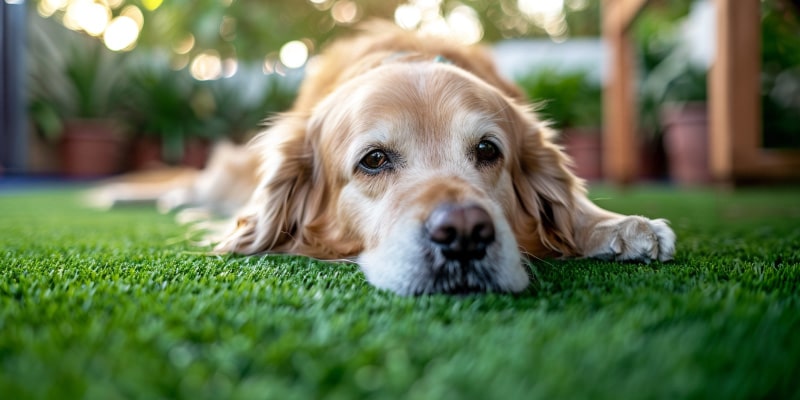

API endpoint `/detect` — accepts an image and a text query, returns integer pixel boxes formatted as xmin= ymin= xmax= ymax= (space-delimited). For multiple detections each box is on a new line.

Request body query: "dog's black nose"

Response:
xmin=425 ymin=203 xmax=495 ymax=260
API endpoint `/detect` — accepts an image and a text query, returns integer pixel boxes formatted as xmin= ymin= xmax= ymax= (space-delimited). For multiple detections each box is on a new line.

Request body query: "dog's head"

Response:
xmin=217 ymin=59 xmax=580 ymax=295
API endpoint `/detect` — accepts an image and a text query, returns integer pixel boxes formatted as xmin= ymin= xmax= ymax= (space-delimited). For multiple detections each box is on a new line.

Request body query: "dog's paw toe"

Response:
xmin=649 ymin=218 xmax=676 ymax=262
xmin=591 ymin=216 xmax=676 ymax=263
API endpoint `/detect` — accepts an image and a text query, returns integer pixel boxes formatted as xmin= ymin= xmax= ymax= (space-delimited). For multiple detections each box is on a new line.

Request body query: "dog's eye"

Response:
xmin=359 ymin=150 xmax=390 ymax=172
xmin=475 ymin=140 xmax=501 ymax=164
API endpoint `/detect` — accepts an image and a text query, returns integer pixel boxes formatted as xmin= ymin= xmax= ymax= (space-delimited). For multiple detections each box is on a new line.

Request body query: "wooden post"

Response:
xmin=602 ymin=0 xmax=650 ymax=185
xmin=604 ymin=0 xmax=799 ymax=184
xmin=710 ymin=0 xmax=800 ymax=182
xmin=602 ymin=25 xmax=637 ymax=184
xmin=708 ymin=0 xmax=761 ymax=182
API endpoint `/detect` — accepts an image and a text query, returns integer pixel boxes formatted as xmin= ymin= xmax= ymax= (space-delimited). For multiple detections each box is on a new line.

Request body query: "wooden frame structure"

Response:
xmin=602 ymin=0 xmax=649 ymax=184
xmin=602 ymin=0 xmax=800 ymax=185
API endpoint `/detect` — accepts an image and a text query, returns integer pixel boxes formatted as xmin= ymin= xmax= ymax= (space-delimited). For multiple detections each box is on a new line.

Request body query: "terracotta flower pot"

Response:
xmin=562 ymin=127 xmax=603 ymax=181
xmin=60 ymin=119 xmax=126 ymax=178
xmin=661 ymin=102 xmax=710 ymax=186
xmin=130 ymin=137 xmax=165 ymax=170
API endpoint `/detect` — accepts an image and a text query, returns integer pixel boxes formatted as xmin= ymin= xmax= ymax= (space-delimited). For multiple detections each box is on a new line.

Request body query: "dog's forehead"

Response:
xmin=315 ymin=63 xmax=513 ymax=157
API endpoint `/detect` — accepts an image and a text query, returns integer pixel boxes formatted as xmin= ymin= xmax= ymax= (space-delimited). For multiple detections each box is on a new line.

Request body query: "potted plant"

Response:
xmin=659 ymin=67 xmax=709 ymax=186
xmin=120 ymin=61 xmax=208 ymax=169
xmin=517 ymin=68 xmax=604 ymax=181
xmin=640 ymin=43 xmax=710 ymax=186
xmin=27 ymin=15 xmax=129 ymax=177
xmin=632 ymin=8 xmax=684 ymax=181
xmin=201 ymin=69 xmax=298 ymax=144
xmin=636 ymin=3 xmax=711 ymax=186
xmin=120 ymin=58 xmax=299 ymax=171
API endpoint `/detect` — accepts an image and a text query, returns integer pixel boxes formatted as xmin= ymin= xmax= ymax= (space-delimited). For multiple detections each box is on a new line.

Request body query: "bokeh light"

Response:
xmin=80 ymin=2 xmax=110 ymax=36
xmin=394 ymin=1 xmax=483 ymax=45
xmin=394 ymin=4 xmax=422 ymax=30
xmin=518 ymin=0 xmax=564 ymax=19
xmin=190 ymin=50 xmax=223 ymax=80
xmin=279 ymin=40 xmax=309 ymax=69
xmin=517 ymin=0 xmax=569 ymax=41
xmin=103 ymin=16 xmax=139 ymax=51
xmin=331 ymin=0 xmax=359 ymax=25
xmin=446 ymin=5 xmax=483 ymax=45
xmin=173 ymin=34 xmax=196 ymax=55
xmin=106 ymin=0 xmax=125 ymax=9
xmin=36 ymin=0 xmax=67 ymax=17
xmin=223 ymin=58 xmax=239 ymax=78
xmin=31 ymin=0 xmax=598 ymax=77
xmin=120 ymin=5 xmax=144 ymax=29
xmin=64 ymin=0 xmax=110 ymax=36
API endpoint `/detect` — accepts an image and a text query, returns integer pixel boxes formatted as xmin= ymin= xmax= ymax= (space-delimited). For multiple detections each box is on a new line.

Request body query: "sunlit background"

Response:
xmin=2 ymin=0 xmax=799 ymax=183
xmin=16 ymin=0 xmax=607 ymax=175
xmin=32 ymin=0 xmax=597 ymax=78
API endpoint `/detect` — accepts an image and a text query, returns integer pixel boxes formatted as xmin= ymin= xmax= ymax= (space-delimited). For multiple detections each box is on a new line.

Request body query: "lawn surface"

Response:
xmin=1 ymin=185 xmax=799 ymax=399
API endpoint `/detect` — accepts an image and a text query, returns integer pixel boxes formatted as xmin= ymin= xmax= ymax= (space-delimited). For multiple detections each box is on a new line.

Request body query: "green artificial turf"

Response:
xmin=1 ymin=185 xmax=799 ymax=399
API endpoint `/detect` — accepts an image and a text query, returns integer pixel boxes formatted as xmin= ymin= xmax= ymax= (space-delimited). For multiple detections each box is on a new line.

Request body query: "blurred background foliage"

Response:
xmin=633 ymin=0 xmax=800 ymax=148
xmin=32 ymin=0 xmax=601 ymax=63
xmin=517 ymin=68 xmax=602 ymax=130
xmin=26 ymin=0 xmax=604 ymax=167
xmin=761 ymin=0 xmax=800 ymax=148
xmin=23 ymin=0 xmax=800 ymax=173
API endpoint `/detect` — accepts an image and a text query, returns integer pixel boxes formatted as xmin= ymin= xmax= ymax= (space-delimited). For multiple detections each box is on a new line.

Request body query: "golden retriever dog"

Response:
xmin=92 ymin=24 xmax=675 ymax=295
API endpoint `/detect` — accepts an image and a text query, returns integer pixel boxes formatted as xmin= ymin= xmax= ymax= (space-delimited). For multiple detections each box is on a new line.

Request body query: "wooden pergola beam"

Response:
xmin=604 ymin=0 xmax=650 ymax=31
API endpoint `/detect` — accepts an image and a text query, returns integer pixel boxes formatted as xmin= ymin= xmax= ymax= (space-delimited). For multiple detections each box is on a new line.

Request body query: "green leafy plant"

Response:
xmin=119 ymin=61 xmax=205 ymax=163
xmin=26 ymin=14 xmax=128 ymax=140
xmin=761 ymin=0 xmax=800 ymax=148
xmin=120 ymin=58 xmax=299 ymax=163
xmin=641 ymin=61 xmax=707 ymax=109
xmin=27 ymin=12 xmax=297 ymax=162
xmin=198 ymin=69 xmax=298 ymax=142
xmin=515 ymin=68 xmax=602 ymax=130
xmin=634 ymin=4 xmax=708 ymax=137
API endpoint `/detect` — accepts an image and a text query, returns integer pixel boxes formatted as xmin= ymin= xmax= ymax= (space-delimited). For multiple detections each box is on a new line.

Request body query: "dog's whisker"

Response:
xmin=519 ymin=248 xmax=555 ymax=267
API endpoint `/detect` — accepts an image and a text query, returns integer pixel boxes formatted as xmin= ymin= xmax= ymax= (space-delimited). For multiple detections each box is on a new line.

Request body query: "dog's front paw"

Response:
xmin=587 ymin=216 xmax=675 ymax=263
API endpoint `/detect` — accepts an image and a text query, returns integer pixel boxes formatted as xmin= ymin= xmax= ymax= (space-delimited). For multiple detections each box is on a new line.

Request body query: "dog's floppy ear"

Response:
xmin=509 ymin=105 xmax=583 ymax=257
xmin=215 ymin=114 xmax=318 ymax=256
xmin=214 ymin=113 xmax=362 ymax=259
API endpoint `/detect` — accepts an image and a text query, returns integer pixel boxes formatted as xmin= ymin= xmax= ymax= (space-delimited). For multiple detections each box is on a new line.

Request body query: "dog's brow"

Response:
xmin=344 ymin=124 xmax=395 ymax=167
xmin=451 ymin=109 xmax=504 ymax=139
xmin=473 ymin=94 xmax=514 ymax=124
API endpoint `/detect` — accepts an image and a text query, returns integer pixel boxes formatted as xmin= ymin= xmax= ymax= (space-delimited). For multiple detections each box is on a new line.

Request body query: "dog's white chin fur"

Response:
xmin=357 ymin=206 xmax=530 ymax=296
